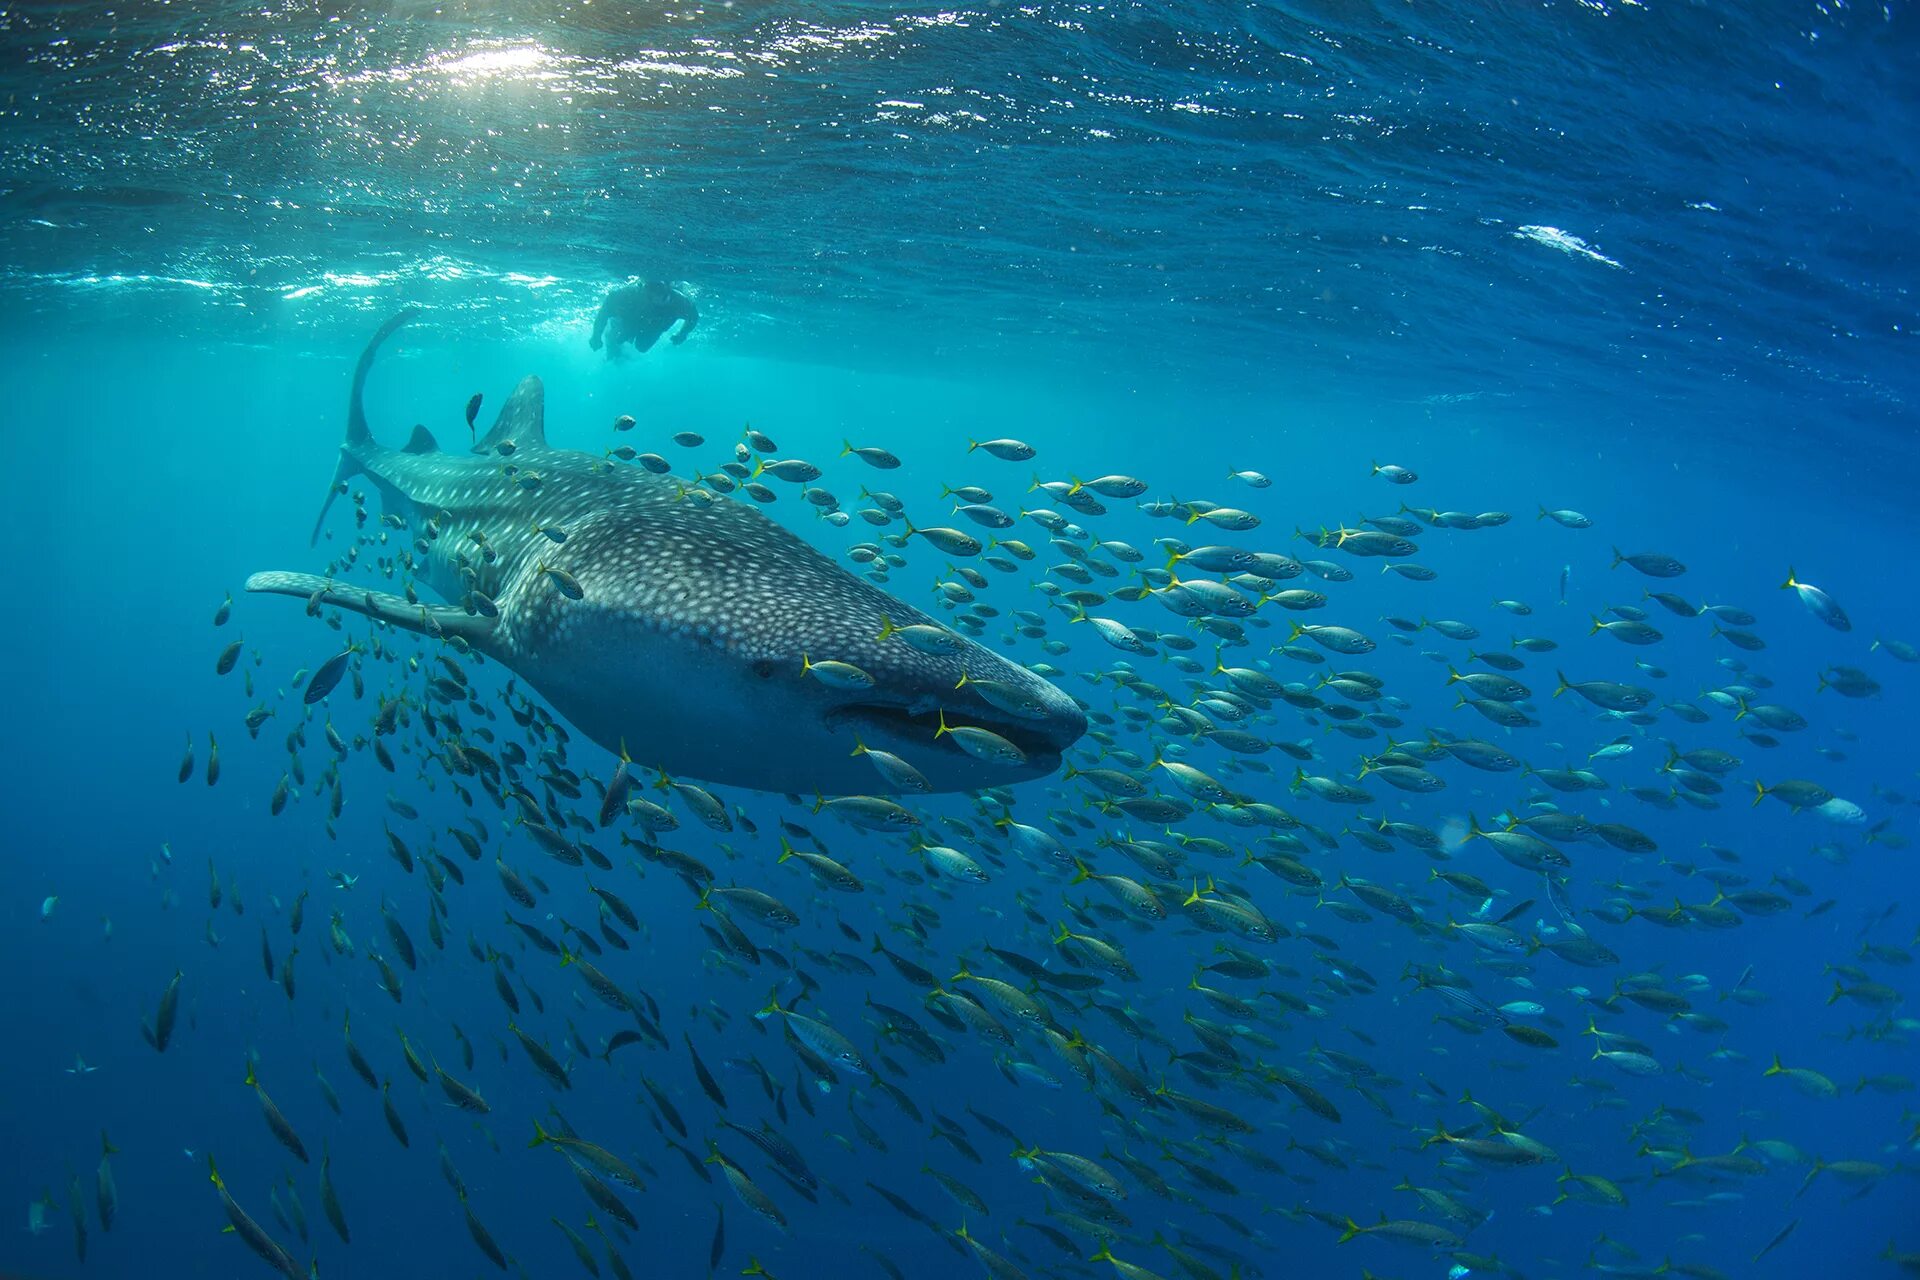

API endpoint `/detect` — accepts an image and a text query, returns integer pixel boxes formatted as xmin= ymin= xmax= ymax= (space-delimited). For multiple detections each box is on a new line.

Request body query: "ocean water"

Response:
xmin=3 ymin=3 xmax=1917 ymax=1279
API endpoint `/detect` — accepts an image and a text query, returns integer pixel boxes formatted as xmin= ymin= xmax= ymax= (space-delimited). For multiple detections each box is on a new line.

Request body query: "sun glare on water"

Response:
xmin=435 ymin=42 xmax=556 ymax=82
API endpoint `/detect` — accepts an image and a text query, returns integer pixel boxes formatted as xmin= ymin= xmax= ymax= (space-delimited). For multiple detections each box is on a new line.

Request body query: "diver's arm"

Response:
xmin=589 ymin=295 xmax=613 ymax=349
xmin=669 ymin=295 xmax=698 ymax=344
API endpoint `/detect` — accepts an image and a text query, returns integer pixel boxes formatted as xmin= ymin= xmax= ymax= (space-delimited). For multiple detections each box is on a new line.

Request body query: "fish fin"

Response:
xmin=245 ymin=572 xmax=496 ymax=646
xmin=475 ymin=375 xmax=546 ymax=454
xmin=313 ymin=308 xmax=419 ymax=546
xmin=402 ymin=425 xmax=440 ymax=455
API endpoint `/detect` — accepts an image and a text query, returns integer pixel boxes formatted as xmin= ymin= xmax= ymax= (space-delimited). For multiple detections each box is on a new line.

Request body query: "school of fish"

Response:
xmin=62 ymin=326 xmax=1920 ymax=1280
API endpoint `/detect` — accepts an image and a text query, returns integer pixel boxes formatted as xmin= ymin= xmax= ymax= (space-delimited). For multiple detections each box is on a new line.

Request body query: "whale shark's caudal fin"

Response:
xmin=474 ymin=375 xmax=546 ymax=454
xmin=311 ymin=307 xmax=421 ymax=547
xmin=244 ymin=571 xmax=495 ymax=646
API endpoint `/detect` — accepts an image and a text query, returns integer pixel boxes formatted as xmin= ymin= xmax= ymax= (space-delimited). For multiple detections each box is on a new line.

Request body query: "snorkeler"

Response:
xmin=588 ymin=279 xmax=698 ymax=356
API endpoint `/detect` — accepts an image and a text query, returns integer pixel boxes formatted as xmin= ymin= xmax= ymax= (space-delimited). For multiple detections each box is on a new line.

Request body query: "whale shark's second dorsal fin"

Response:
xmin=474 ymin=376 xmax=545 ymax=454
xmin=403 ymin=425 xmax=439 ymax=455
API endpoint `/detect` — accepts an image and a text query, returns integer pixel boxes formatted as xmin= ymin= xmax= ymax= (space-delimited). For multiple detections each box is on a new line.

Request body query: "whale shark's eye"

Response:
xmin=752 ymin=659 xmax=775 ymax=680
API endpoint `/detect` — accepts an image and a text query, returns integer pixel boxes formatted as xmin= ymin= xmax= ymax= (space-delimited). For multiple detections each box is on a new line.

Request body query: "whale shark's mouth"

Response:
xmin=825 ymin=701 xmax=1070 ymax=765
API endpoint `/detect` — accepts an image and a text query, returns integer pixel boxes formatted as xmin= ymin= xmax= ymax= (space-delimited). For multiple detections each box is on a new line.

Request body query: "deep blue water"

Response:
xmin=3 ymin=3 xmax=1917 ymax=1280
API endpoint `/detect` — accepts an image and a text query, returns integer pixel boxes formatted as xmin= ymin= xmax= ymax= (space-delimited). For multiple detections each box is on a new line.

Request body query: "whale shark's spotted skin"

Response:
xmin=249 ymin=311 xmax=1085 ymax=794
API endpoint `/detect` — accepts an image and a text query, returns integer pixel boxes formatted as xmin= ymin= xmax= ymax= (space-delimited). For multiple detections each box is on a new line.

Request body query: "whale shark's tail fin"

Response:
xmin=311 ymin=307 xmax=420 ymax=547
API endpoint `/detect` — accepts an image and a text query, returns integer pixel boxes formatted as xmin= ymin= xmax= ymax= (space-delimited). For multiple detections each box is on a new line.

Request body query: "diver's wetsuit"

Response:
xmin=589 ymin=280 xmax=698 ymax=356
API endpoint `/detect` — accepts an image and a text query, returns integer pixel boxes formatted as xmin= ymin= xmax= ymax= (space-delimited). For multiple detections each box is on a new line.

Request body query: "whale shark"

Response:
xmin=247 ymin=311 xmax=1086 ymax=795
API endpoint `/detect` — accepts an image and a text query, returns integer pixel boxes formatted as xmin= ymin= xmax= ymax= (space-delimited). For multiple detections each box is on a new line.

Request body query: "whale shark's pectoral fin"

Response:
xmin=245 ymin=572 xmax=496 ymax=647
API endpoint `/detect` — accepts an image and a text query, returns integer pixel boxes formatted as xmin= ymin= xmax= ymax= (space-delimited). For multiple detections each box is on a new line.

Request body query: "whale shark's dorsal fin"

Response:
xmin=402 ymin=425 xmax=439 ymax=455
xmin=474 ymin=376 xmax=545 ymax=454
